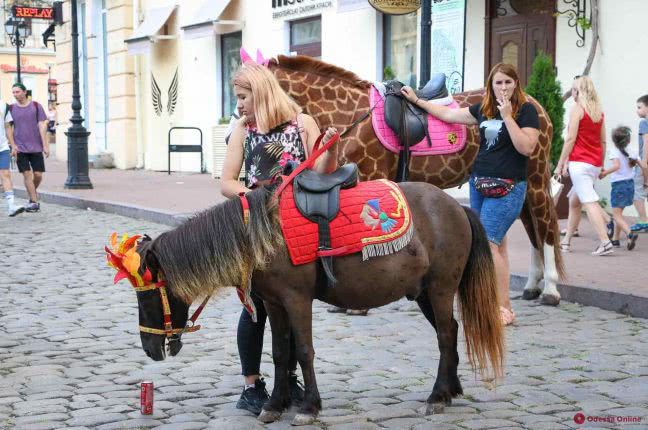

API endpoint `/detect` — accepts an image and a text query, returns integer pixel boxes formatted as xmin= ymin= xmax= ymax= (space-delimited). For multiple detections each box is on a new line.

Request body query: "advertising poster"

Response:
xmin=431 ymin=0 xmax=466 ymax=94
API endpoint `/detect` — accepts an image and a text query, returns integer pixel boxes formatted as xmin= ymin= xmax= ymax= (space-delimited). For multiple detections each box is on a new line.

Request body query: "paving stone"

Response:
xmin=2 ymin=204 xmax=648 ymax=430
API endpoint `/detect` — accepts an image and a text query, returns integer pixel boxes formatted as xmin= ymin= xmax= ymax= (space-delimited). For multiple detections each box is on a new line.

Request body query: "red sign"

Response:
xmin=13 ymin=6 xmax=54 ymax=19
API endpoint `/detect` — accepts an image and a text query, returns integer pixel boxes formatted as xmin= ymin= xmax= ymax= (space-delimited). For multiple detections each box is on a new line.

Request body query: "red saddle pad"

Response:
xmin=279 ymin=179 xmax=413 ymax=266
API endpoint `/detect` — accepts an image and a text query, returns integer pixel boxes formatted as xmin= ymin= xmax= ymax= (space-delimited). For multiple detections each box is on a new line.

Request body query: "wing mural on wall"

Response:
xmin=151 ymin=67 xmax=179 ymax=117
xmin=151 ymin=74 xmax=163 ymax=116
xmin=167 ymin=68 xmax=179 ymax=116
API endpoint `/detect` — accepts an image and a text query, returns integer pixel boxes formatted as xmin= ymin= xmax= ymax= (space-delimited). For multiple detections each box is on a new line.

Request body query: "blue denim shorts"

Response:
xmin=0 ymin=150 xmax=10 ymax=170
xmin=469 ymin=177 xmax=527 ymax=246
xmin=611 ymin=179 xmax=634 ymax=208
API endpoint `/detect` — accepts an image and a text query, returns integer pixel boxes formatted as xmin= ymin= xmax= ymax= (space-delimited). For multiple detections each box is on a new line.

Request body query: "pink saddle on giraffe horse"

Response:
xmin=370 ymin=85 xmax=467 ymax=156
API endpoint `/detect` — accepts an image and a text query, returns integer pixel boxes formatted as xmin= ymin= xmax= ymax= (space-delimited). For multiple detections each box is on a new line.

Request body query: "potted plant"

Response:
xmin=526 ymin=53 xmax=569 ymax=218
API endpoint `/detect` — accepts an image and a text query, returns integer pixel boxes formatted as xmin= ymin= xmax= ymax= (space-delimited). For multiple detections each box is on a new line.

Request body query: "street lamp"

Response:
xmin=4 ymin=18 xmax=31 ymax=84
xmin=64 ymin=0 xmax=93 ymax=189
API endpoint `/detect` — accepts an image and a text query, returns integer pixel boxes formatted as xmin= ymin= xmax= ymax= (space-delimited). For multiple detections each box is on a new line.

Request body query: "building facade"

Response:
xmin=53 ymin=0 xmax=648 ymax=181
xmin=0 ymin=3 xmax=56 ymax=112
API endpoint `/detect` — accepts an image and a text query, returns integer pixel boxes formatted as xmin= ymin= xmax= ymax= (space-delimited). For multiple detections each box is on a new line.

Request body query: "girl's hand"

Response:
xmin=322 ymin=127 xmax=338 ymax=145
xmin=497 ymin=96 xmax=513 ymax=119
xmin=400 ymin=86 xmax=417 ymax=103
xmin=598 ymin=170 xmax=606 ymax=179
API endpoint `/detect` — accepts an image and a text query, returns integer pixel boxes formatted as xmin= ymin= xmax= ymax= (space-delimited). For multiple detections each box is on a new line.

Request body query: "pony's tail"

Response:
xmin=458 ymin=206 xmax=505 ymax=380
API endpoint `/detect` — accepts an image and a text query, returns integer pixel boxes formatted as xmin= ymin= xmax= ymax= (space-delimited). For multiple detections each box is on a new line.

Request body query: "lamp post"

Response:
xmin=419 ymin=0 xmax=431 ymax=86
xmin=4 ymin=18 xmax=30 ymax=84
xmin=65 ymin=0 xmax=93 ymax=189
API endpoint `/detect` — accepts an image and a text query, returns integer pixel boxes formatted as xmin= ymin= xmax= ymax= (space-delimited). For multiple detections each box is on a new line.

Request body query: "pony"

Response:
xmin=117 ymin=182 xmax=505 ymax=426
xmin=265 ymin=55 xmax=565 ymax=305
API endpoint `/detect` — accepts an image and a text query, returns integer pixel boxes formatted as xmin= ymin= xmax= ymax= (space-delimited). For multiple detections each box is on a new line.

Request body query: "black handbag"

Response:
xmin=473 ymin=176 xmax=516 ymax=198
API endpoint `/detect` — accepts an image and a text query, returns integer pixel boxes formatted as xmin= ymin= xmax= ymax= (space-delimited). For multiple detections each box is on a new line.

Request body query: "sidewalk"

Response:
xmin=9 ymin=157 xmax=648 ymax=318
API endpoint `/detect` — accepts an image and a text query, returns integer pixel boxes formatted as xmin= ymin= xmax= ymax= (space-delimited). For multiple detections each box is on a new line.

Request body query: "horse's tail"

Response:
xmin=457 ymin=206 xmax=505 ymax=380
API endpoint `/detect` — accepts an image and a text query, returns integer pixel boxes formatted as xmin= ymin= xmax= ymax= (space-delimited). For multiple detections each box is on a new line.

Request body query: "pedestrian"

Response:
xmin=599 ymin=126 xmax=644 ymax=250
xmin=630 ymin=94 xmax=648 ymax=233
xmin=47 ymin=102 xmax=57 ymax=142
xmin=401 ymin=62 xmax=539 ymax=326
xmin=0 ymin=100 xmax=24 ymax=217
xmin=555 ymin=76 xmax=613 ymax=256
xmin=10 ymin=83 xmax=49 ymax=213
xmin=220 ymin=62 xmax=338 ymax=415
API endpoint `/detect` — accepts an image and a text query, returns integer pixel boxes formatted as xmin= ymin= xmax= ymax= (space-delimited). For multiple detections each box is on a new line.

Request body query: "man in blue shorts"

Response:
xmin=10 ymin=83 xmax=49 ymax=213
xmin=0 ymin=99 xmax=24 ymax=217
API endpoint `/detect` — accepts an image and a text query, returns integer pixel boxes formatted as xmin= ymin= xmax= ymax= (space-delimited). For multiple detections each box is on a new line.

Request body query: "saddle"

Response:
xmin=383 ymin=73 xmax=450 ymax=182
xmin=293 ymin=163 xmax=359 ymax=287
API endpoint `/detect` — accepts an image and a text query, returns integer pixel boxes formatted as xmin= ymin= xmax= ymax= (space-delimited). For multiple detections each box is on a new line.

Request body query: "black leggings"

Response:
xmin=237 ymin=292 xmax=297 ymax=376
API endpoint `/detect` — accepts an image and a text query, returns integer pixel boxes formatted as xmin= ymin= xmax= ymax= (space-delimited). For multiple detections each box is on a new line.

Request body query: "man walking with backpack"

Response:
xmin=9 ymin=83 xmax=49 ymax=212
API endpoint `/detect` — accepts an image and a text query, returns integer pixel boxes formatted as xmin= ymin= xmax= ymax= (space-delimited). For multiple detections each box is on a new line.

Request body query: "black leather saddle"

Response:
xmin=383 ymin=73 xmax=449 ymax=182
xmin=293 ymin=163 xmax=359 ymax=287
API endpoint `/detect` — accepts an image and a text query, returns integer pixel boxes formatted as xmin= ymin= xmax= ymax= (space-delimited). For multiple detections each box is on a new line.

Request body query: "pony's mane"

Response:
xmin=150 ymin=188 xmax=282 ymax=303
xmin=271 ymin=55 xmax=372 ymax=89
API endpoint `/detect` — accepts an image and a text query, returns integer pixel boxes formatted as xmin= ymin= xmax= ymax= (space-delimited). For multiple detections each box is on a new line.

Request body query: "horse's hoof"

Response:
xmin=425 ymin=402 xmax=446 ymax=415
xmin=258 ymin=409 xmax=281 ymax=423
xmin=521 ymin=288 xmax=541 ymax=300
xmin=540 ymin=294 xmax=560 ymax=306
xmin=292 ymin=413 xmax=316 ymax=426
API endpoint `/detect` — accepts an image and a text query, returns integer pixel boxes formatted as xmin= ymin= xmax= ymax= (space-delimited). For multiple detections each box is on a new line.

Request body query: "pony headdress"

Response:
xmin=240 ymin=47 xmax=269 ymax=67
xmin=105 ymin=232 xmax=153 ymax=288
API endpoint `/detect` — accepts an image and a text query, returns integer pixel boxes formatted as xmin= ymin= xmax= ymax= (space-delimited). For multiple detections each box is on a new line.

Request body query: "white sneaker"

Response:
xmin=8 ymin=206 xmax=25 ymax=217
xmin=591 ymin=241 xmax=614 ymax=256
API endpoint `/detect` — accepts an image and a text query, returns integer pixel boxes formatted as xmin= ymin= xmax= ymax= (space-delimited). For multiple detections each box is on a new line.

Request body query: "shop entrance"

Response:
xmin=486 ymin=0 xmax=556 ymax=86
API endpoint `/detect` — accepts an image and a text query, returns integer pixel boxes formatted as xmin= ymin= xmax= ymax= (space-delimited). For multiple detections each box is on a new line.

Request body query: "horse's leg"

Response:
xmin=257 ymin=302 xmax=291 ymax=424
xmin=519 ymin=201 xmax=544 ymax=300
xmin=520 ymin=188 xmax=562 ymax=305
xmin=416 ymin=289 xmax=463 ymax=416
xmin=419 ymin=284 xmax=462 ymax=415
xmin=283 ymin=297 xmax=321 ymax=426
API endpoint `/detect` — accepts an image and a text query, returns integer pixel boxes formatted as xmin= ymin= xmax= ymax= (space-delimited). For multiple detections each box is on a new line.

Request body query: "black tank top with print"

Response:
xmin=243 ymin=118 xmax=306 ymax=188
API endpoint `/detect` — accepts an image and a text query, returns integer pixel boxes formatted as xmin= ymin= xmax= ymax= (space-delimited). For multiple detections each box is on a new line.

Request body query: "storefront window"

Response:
xmin=383 ymin=12 xmax=418 ymax=87
xmin=290 ymin=16 xmax=321 ymax=58
xmin=221 ymin=32 xmax=242 ymax=119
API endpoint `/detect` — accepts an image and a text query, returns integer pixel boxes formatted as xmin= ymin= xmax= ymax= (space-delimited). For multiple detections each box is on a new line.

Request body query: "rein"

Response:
xmin=135 ymin=279 xmax=210 ymax=338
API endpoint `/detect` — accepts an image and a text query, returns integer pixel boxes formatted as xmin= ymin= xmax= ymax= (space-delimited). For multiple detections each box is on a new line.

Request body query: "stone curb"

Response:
xmin=14 ymin=188 xmax=190 ymax=227
xmin=17 ymin=187 xmax=647 ymax=319
xmin=510 ymin=275 xmax=647 ymax=319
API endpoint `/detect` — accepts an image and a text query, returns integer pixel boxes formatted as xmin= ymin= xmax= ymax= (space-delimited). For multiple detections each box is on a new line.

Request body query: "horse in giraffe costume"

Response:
xmin=260 ymin=53 xmax=565 ymax=305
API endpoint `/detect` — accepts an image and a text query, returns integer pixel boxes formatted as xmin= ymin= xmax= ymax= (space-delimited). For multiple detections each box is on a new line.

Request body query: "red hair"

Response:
xmin=481 ymin=63 xmax=527 ymax=119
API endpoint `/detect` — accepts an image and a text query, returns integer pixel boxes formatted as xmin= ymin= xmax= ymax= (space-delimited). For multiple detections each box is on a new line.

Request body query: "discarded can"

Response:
xmin=140 ymin=381 xmax=154 ymax=415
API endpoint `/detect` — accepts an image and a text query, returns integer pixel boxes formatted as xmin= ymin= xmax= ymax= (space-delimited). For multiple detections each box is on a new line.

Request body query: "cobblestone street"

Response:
xmin=1 ymin=202 xmax=648 ymax=430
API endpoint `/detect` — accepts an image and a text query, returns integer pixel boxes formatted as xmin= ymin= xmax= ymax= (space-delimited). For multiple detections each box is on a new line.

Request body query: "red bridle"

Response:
xmin=135 ymin=279 xmax=210 ymax=338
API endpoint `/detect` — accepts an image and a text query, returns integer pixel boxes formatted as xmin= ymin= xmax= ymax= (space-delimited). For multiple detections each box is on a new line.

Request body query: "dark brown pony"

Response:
xmin=133 ymin=182 xmax=504 ymax=426
xmin=267 ymin=55 xmax=565 ymax=305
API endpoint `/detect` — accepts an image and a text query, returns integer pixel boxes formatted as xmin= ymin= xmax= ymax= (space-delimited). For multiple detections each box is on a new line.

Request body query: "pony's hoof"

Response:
xmin=292 ymin=413 xmax=316 ymax=426
xmin=258 ymin=409 xmax=281 ymax=423
xmin=540 ymin=294 xmax=560 ymax=306
xmin=522 ymin=288 xmax=541 ymax=300
xmin=425 ymin=402 xmax=446 ymax=415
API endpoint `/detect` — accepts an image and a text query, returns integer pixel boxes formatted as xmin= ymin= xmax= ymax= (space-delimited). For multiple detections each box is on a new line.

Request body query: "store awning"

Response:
xmin=181 ymin=0 xmax=244 ymax=40
xmin=125 ymin=5 xmax=177 ymax=55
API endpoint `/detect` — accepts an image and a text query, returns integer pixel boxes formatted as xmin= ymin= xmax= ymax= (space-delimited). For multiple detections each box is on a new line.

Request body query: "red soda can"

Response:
xmin=140 ymin=381 xmax=154 ymax=414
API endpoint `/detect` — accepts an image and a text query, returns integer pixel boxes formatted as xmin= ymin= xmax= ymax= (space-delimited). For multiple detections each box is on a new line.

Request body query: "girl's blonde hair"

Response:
xmin=233 ymin=63 xmax=301 ymax=134
xmin=573 ymin=76 xmax=603 ymax=123
xmin=482 ymin=63 xmax=527 ymax=120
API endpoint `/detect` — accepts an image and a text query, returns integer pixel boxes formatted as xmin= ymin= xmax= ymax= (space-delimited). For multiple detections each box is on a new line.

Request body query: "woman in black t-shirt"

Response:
xmin=401 ymin=63 xmax=540 ymax=326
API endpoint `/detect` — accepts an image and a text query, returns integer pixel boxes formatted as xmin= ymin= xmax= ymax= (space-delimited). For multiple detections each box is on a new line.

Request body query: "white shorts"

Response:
xmin=634 ymin=169 xmax=647 ymax=200
xmin=568 ymin=161 xmax=601 ymax=204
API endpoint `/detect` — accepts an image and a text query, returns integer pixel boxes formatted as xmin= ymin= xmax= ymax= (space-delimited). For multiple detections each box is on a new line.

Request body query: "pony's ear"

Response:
xmin=141 ymin=245 xmax=162 ymax=281
xmin=256 ymin=49 xmax=268 ymax=67
xmin=240 ymin=47 xmax=254 ymax=64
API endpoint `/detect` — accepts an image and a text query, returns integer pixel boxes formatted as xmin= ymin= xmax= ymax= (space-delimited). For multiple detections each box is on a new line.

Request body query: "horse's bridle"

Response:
xmin=135 ymin=277 xmax=210 ymax=340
